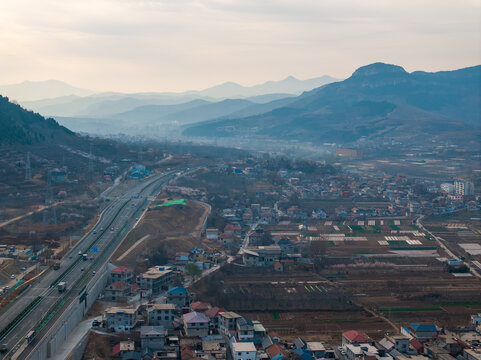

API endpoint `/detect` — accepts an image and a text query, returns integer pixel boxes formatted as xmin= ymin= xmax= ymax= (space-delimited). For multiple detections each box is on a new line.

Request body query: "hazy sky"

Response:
xmin=1 ymin=0 xmax=480 ymax=93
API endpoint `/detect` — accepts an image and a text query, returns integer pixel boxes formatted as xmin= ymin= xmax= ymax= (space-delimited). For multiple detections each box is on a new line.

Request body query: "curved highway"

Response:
xmin=0 ymin=170 xmax=178 ymax=360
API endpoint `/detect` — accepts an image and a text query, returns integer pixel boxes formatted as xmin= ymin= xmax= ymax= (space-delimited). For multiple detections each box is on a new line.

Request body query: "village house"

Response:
xmin=111 ymin=340 xmax=136 ymax=359
xmin=236 ymin=318 xmax=254 ymax=340
xmin=147 ymin=303 xmax=176 ymax=329
xmin=111 ymin=266 xmax=134 ymax=283
xmin=183 ymin=311 xmax=210 ymax=337
xmin=141 ymin=326 xmax=166 ymax=352
xmin=218 ymin=311 xmax=242 ymax=336
xmin=231 ymin=342 xmax=257 ymax=360
xmin=342 ymin=330 xmax=372 ymax=346
xmin=241 ymin=245 xmax=281 ymax=266
xmin=137 ymin=266 xmax=173 ymax=295
xmin=206 ymin=228 xmax=219 ymax=240
xmin=401 ymin=323 xmax=438 ymax=342
xmin=105 ymin=306 xmax=139 ymax=332
xmin=167 ymin=286 xmax=190 ymax=307
xmin=104 ymin=280 xmax=133 ymax=302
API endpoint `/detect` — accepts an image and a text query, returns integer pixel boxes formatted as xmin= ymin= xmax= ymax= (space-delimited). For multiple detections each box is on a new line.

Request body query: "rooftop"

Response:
xmin=343 ymin=330 xmax=370 ymax=343
xmin=232 ymin=342 xmax=256 ymax=353
xmin=168 ymin=286 xmax=187 ymax=294
xmin=219 ymin=311 xmax=242 ymax=319
xmin=106 ymin=307 xmax=137 ymax=315
xmin=183 ymin=311 xmax=210 ymax=324
xmin=147 ymin=303 xmax=176 ymax=311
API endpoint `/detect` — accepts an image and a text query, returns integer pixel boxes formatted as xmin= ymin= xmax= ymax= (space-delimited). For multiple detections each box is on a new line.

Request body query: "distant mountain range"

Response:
xmin=3 ymin=75 xmax=339 ymax=119
xmin=0 ymin=80 xmax=93 ymax=102
xmin=182 ymin=63 xmax=481 ymax=145
xmin=189 ymin=75 xmax=338 ymax=98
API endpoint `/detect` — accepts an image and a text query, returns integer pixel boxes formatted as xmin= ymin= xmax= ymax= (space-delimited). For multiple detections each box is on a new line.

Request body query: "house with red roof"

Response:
xmin=111 ymin=266 xmax=134 ymax=283
xmin=190 ymin=301 xmax=211 ymax=312
xmin=223 ymin=224 xmax=241 ymax=238
xmin=342 ymin=330 xmax=371 ymax=346
xmin=112 ymin=340 xmax=135 ymax=357
xmin=266 ymin=343 xmax=289 ymax=359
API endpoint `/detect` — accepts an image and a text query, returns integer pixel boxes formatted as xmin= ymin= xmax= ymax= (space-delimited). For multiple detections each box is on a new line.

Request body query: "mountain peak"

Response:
xmin=351 ymin=62 xmax=407 ymax=78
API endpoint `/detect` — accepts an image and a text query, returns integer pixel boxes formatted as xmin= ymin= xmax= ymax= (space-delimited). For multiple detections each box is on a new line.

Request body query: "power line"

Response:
xmin=25 ymin=152 xmax=32 ymax=180
xmin=42 ymin=169 xmax=57 ymax=226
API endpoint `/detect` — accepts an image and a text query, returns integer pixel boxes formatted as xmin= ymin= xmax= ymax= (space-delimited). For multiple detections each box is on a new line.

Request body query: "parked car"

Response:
xmin=92 ymin=320 xmax=100 ymax=327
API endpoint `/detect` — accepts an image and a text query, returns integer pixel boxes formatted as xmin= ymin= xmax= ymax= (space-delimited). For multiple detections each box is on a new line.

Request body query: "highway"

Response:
xmin=0 ymin=170 xmax=178 ymax=359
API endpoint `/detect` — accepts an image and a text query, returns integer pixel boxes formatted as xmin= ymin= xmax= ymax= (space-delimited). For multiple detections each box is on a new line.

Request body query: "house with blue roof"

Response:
xmin=167 ymin=286 xmax=190 ymax=307
xmin=401 ymin=323 xmax=438 ymax=342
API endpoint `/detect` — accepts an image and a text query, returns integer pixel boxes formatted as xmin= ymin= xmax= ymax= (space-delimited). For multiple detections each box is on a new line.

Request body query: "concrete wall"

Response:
xmin=27 ymin=263 xmax=109 ymax=360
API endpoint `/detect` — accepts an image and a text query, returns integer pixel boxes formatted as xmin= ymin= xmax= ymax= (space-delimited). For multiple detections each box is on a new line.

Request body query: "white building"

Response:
xmin=137 ymin=266 xmax=173 ymax=295
xmin=471 ymin=313 xmax=481 ymax=327
xmin=440 ymin=183 xmax=454 ymax=194
xmin=105 ymin=307 xmax=139 ymax=332
xmin=147 ymin=303 xmax=176 ymax=329
xmin=206 ymin=228 xmax=219 ymax=240
xmin=241 ymin=246 xmax=281 ymax=267
xmin=454 ymin=179 xmax=474 ymax=196
xmin=218 ymin=311 xmax=242 ymax=336
xmin=183 ymin=311 xmax=210 ymax=337
xmin=141 ymin=326 xmax=166 ymax=351
xmin=231 ymin=342 xmax=257 ymax=360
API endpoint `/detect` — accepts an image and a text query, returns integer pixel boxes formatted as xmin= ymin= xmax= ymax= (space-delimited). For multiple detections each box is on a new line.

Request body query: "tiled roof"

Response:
xmin=168 ymin=286 xmax=187 ymax=294
xmin=112 ymin=266 xmax=129 ymax=273
xmin=183 ymin=311 xmax=209 ymax=324
xmin=343 ymin=330 xmax=370 ymax=343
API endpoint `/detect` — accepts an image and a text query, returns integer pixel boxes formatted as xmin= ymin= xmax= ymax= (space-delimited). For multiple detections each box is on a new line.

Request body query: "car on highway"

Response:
xmin=110 ymin=227 xmax=114 ymax=231
xmin=10 ymin=274 xmax=15 ymax=279
xmin=92 ymin=271 xmax=96 ymax=276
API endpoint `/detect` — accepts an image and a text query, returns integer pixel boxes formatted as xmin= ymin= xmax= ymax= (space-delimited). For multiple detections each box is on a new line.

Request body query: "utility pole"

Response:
xmin=42 ymin=169 xmax=57 ymax=226
xmin=88 ymin=143 xmax=94 ymax=182
xmin=25 ymin=152 xmax=32 ymax=180
xmin=138 ymin=145 xmax=143 ymax=164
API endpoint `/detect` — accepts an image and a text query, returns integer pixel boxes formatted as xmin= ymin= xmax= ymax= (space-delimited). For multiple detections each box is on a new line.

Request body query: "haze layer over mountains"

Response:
xmin=1 ymin=62 xmax=480 ymax=148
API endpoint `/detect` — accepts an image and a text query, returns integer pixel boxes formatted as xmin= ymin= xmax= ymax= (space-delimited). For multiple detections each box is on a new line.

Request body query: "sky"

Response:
xmin=1 ymin=0 xmax=480 ymax=93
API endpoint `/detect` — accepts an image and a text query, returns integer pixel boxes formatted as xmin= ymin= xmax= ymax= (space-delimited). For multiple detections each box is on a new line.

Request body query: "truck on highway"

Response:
xmin=83 ymin=253 xmax=88 ymax=261
xmin=26 ymin=330 xmax=35 ymax=343
xmin=58 ymin=281 xmax=67 ymax=293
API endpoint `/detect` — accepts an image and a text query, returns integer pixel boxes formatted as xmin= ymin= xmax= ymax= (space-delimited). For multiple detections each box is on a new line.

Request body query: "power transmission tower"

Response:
xmin=138 ymin=146 xmax=143 ymax=163
xmin=87 ymin=143 xmax=94 ymax=182
xmin=25 ymin=152 xmax=32 ymax=180
xmin=42 ymin=169 xmax=57 ymax=226
xmin=88 ymin=143 xmax=94 ymax=173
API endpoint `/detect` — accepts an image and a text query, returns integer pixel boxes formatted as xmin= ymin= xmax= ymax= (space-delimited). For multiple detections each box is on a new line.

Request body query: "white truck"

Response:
xmin=58 ymin=281 xmax=67 ymax=293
